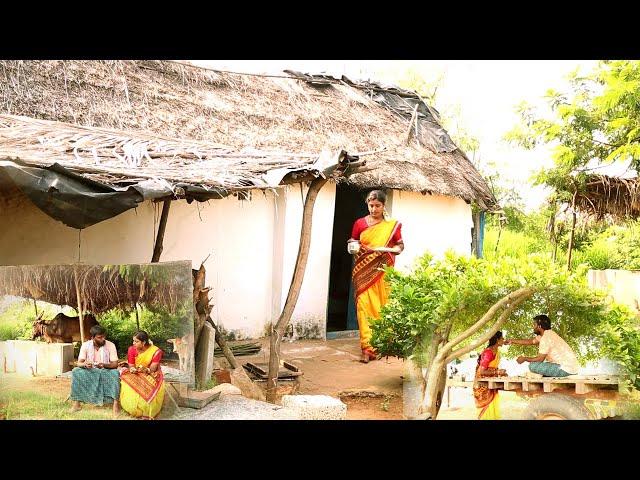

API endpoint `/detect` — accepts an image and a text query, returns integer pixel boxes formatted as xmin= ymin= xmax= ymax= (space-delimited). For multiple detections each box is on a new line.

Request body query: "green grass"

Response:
xmin=0 ymin=389 xmax=124 ymax=420
xmin=483 ymin=228 xmax=550 ymax=261
xmin=195 ymin=377 xmax=218 ymax=391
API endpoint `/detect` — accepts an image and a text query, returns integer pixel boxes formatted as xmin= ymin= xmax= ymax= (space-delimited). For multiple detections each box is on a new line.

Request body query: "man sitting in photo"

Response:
xmin=70 ymin=324 xmax=121 ymax=416
xmin=505 ymin=314 xmax=579 ymax=377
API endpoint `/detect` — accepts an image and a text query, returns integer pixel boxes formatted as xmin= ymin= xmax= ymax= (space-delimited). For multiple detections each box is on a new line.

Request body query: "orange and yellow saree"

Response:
xmin=473 ymin=349 xmax=501 ymax=420
xmin=120 ymin=344 xmax=165 ymax=419
xmin=352 ymin=219 xmax=401 ymax=358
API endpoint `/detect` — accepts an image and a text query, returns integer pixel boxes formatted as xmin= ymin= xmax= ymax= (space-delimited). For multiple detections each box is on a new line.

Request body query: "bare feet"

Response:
xmin=70 ymin=401 xmax=81 ymax=413
xmin=112 ymin=401 xmax=121 ymax=418
xmin=360 ymin=349 xmax=378 ymax=363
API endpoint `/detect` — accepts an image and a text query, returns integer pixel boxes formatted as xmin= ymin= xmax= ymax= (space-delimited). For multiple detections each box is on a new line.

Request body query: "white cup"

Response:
xmin=347 ymin=240 xmax=360 ymax=254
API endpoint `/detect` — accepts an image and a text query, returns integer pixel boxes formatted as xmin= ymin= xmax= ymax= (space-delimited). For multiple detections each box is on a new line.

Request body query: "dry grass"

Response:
xmin=0 ymin=60 xmax=496 ymax=209
xmin=576 ymin=174 xmax=640 ymax=220
xmin=0 ymin=262 xmax=192 ymax=314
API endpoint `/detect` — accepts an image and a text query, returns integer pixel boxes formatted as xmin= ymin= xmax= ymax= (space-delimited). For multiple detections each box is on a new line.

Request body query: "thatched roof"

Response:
xmin=0 ymin=114 xmax=354 ymax=192
xmin=575 ymin=174 xmax=640 ymax=220
xmin=0 ymin=60 xmax=497 ymax=211
xmin=0 ymin=262 xmax=192 ymax=314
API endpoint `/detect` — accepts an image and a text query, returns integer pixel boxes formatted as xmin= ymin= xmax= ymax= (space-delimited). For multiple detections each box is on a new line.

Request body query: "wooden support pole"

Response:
xmin=152 ymin=199 xmax=172 ymax=263
xmin=566 ymin=191 xmax=578 ymax=271
xmin=266 ymin=177 xmax=328 ymax=403
xmin=73 ymin=267 xmax=85 ymax=343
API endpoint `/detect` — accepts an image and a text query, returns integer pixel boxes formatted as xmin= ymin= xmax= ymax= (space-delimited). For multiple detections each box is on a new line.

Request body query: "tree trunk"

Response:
xmin=134 ymin=303 xmax=140 ymax=331
xmin=266 ymin=178 xmax=327 ymax=403
xmin=418 ymin=287 xmax=535 ymax=419
xmin=191 ymin=265 xmax=212 ymax=385
xmin=566 ymin=192 xmax=578 ymax=271
xmin=192 ymin=265 xmax=210 ymax=349
xmin=423 ymin=321 xmax=453 ymax=418
xmin=494 ymin=221 xmax=503 ymax=255
xmin=151 ymin=199 xmax=171 ymax=263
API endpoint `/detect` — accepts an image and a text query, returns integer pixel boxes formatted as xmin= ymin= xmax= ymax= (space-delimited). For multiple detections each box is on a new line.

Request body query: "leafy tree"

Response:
xmin=371 ymin=251 xmax=639 ymax=419
xmin=505 ymin=61 xmax=640 ymax=266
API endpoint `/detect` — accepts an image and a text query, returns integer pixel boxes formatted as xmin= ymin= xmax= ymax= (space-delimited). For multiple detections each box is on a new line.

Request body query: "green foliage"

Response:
xmin=507 ymin=60 xmax=640 ymax=204
xmin=371 ymin=251 xmax=617 ymax=367
xmin=195 ymin=377 xmax=218 ymax=391
xmin=97 ymin=303 xmax=192 ymax=357
xmin=596 ymin=304 xmax=640 ymax=390
xmin=571 ymin=220 xmax=640 ymax=270
xmin=0 ymin=300 xmax=74 ymax=341
xmin=483 ymin=228 xmax=550 ymax=262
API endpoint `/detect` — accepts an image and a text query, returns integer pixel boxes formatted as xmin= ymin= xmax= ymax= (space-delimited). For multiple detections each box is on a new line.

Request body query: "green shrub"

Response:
xmin=97 ymin=303 xmax=192 ymax=357
xmin=371 ymin=251 xmax=638 ymax=381
xmin=483 ymin=228 xmax=551 ymax=261
xmin=572 ymin=237 xmax=623 ymax=270
xmin=0 ymin=299 xmax=72 ymax=341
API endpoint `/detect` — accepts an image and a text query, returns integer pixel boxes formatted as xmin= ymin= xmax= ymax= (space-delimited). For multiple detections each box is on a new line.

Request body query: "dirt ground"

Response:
xmin=221 ymin=337 xmax=531 ymax=420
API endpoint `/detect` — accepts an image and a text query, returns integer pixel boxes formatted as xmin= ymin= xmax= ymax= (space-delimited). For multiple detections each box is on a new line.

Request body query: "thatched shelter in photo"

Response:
xmin=0 ymin=60 xmax=497 ymax=340
xmin=0 ymin=262 xmax=192 ymax=315
xmin=575 ymin=174 xmax=640 ymax=220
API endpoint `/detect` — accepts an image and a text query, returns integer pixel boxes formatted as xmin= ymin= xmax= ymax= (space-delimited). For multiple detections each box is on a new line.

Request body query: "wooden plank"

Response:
xmin=522 ymin=381 xmax=542 ymax=392
xmin=576 ymin=383 xmax=596 ymax=394
xmin=480 ymin=375 xmax=619 ymax=385
xmin=503 ymin=380 xmax=522 ymax=391
xmin=543 ymin=382 xmax=563 ymax=393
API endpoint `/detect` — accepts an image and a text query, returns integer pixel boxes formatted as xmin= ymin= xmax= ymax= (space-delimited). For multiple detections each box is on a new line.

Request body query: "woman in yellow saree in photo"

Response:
xmin=119 ymin=330 xmax=165 ymax=419
xmin=349 ymin=190 xmax=404 ymax=363
xmin=473 ymin=331 xmax=507 ymax=420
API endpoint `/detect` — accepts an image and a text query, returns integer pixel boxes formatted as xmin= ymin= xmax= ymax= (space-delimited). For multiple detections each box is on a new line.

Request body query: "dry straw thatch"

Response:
xmin=0 ymin=262 xmax=192 ymax=314
xmin=575 ymin=174 xmax=640 ymax=220
xmin=0 ymin=60 xmax=497 ymax=209
xmin=0 ymin=114 xmax=334 ymax=191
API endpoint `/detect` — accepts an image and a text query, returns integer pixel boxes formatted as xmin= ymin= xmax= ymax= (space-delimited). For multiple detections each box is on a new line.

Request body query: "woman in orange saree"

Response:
xmin=349 ymin=190 xmax=404 ymax=363
xmin=119 ymin=330 xmax=165 ymax=419
xmin=473 ymin=331 xmax=506 ymax=420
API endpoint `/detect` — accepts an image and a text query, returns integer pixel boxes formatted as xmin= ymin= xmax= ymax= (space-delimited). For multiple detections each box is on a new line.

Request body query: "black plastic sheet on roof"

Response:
xmin=0 ymin=159 xmax=229 ymax=229
xmin=284 ymin=70 xmax=459 ymax=154
xmin=0 ymin=149 xmax=353 ymax=230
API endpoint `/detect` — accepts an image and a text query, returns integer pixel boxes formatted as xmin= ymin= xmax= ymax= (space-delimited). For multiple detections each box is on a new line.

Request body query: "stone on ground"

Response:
xmin=281 ymin=394 xmax=347 ymax=420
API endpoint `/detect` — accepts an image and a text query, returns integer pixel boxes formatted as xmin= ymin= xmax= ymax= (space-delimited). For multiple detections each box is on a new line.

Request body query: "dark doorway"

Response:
xmin=327 ymin=184 xmax=368 ymax=333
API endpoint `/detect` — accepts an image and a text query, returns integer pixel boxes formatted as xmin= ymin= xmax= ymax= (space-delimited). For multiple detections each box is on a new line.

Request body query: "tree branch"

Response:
xmin=444 ymin=292 xmax=533 ymax=364
xmin=438 ymin=287 xmax=536 ymax=359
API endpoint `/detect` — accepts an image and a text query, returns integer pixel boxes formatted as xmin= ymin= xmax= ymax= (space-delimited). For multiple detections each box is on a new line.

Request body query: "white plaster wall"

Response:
xmin=278 ymin=183 xmax=336 ymax=339
xmin=0 ymin=191 xmax=277 ymax=339
xmin=587 ymin=269 xmax=640 ymax=316
xmin=389 ymin=190 xmax=473 ymax=273
xmin=1 ymin=186 xmax=473 ymax=340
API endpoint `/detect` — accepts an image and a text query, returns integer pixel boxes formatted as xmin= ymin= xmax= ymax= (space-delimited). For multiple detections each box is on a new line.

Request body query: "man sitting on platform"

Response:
xmin=505 ymin=314 xmax=579 ymax=377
